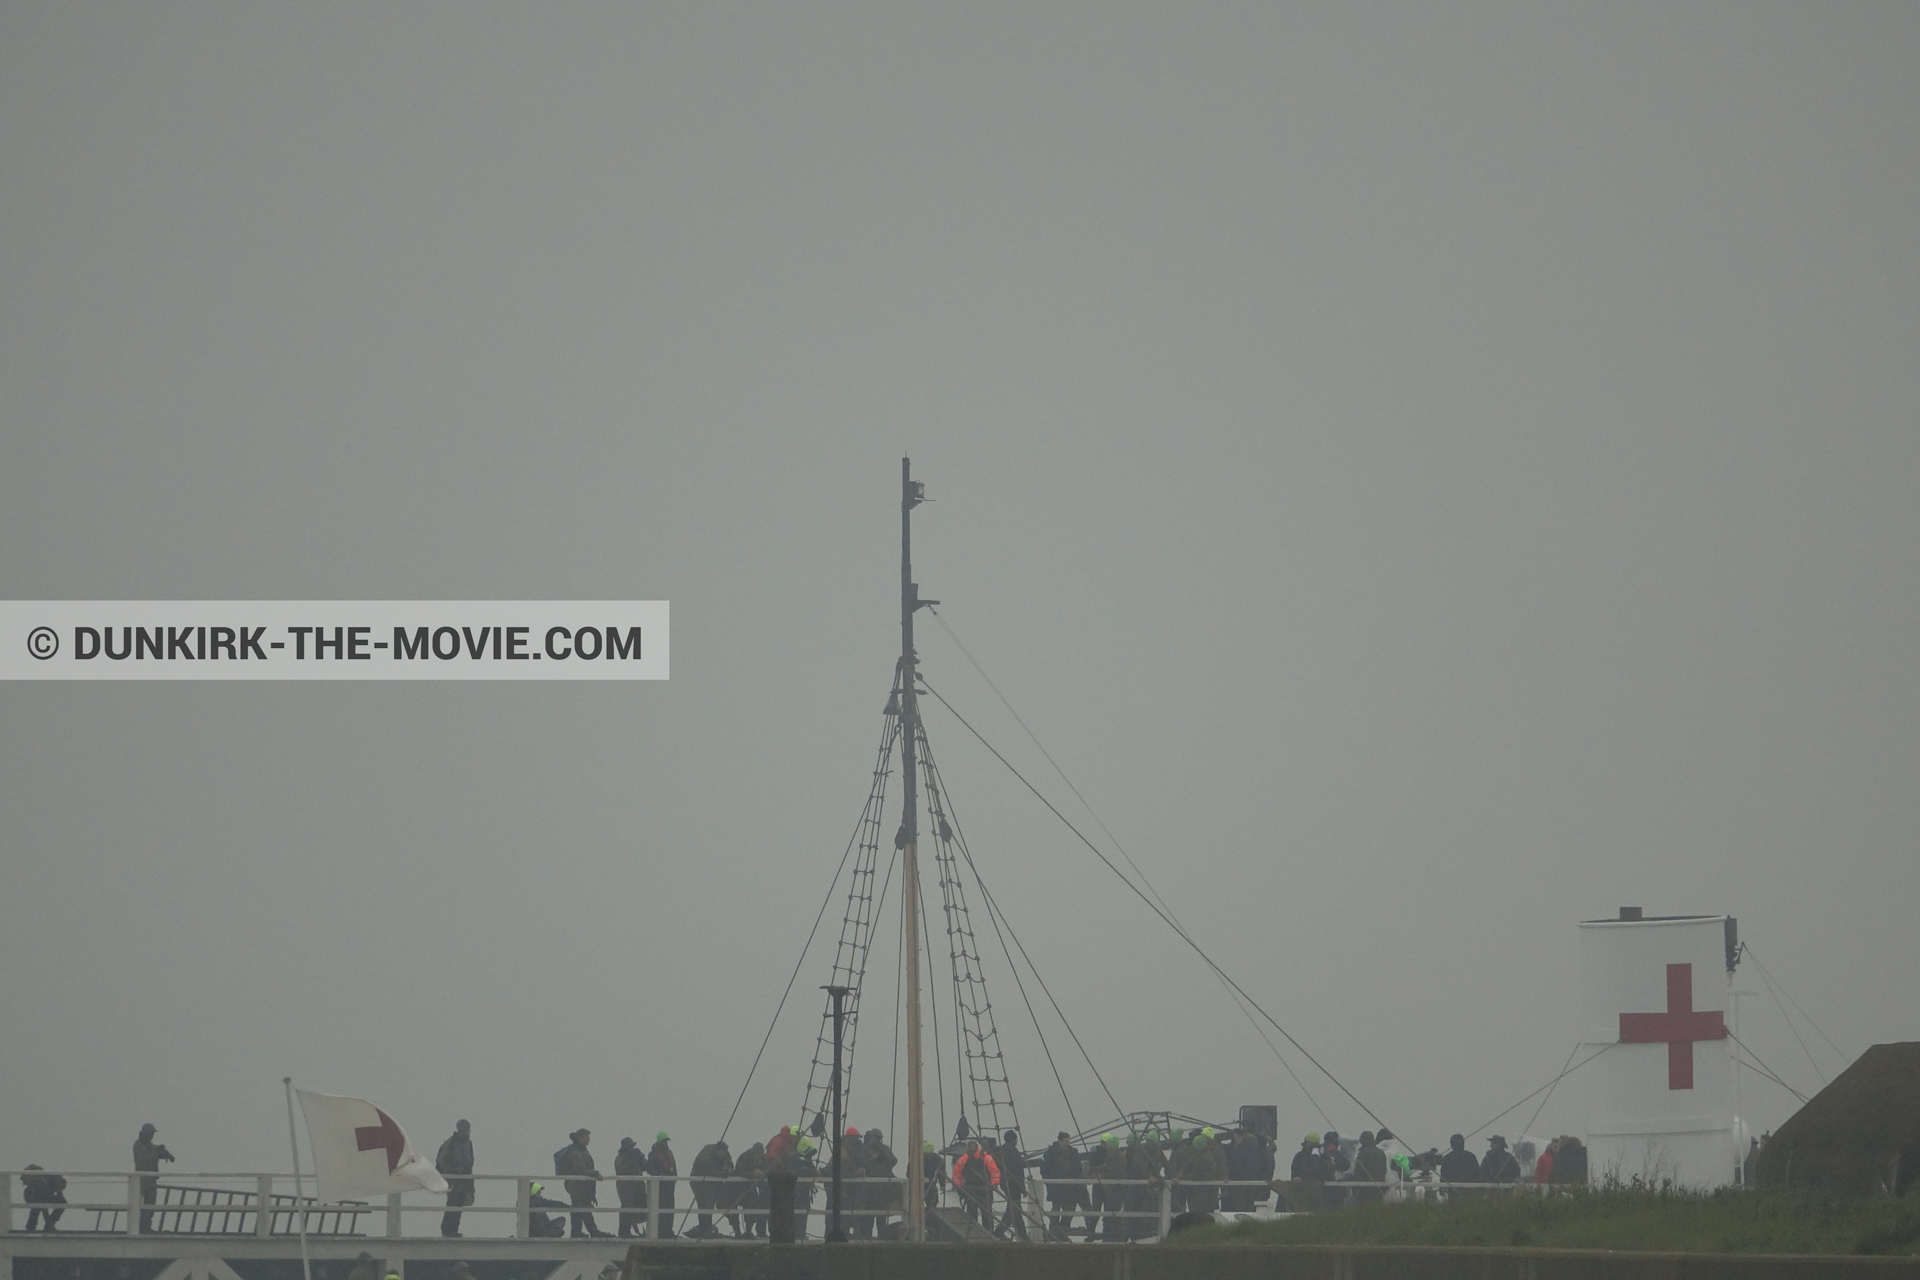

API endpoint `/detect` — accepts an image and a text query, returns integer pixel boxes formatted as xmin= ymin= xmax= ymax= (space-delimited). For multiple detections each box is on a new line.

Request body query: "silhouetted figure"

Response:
xmin=133 ymin=1124 xmax=175 ymax=1232
xmin=647 ymin=1133 xmax=677 ymax=1239
xmin=614 ymin=1137 xmax=648 ymax=1238
xmin=554 ymin=1128 xmax=608 ymax=1238
xmin=995 ymin=1131 xmax=1030 ymax=1240
xmin=436 ymin=1120 xmax=474 ymax=1237
xmin=691 ymin=1140 xmax=735 ymax=1238
xmin=22 ymin=1166 xmax=66 ymax=1231
xmin=1549 ymin=1136 xmax=1587 ymax=1186
xmin=1350 ymin=1131 xmax=1387 ymax=1204
xmin=1480 ymin=1135 xmax=1521 ymax=1183
xmin=1040 ymin=1132 xmax=1085 ymax=1240
xmin=526 ymin=1182 xmax=568 ymax=1237
xmin=1438 ymin=1133 xmax=1480 ymax=1186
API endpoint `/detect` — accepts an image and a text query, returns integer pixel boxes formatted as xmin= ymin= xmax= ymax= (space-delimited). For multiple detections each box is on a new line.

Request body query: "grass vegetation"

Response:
xmin=1179 ymin=1187 xmax=1920 ymax=1256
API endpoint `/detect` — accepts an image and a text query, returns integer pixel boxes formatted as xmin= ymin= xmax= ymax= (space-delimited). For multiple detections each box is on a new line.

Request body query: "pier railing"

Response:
xmin=2 ymin=1171 xmax=1545 ymax=1243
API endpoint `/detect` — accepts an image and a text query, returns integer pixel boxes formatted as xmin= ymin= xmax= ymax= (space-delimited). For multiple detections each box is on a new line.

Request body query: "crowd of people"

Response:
xmin=10 ymin=1119 xmax=1592 ymax=1242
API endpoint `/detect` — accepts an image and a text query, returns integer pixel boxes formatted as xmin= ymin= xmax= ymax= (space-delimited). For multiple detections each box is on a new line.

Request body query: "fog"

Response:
xmin=1 ymin=3 xmax=1915 ymax=1183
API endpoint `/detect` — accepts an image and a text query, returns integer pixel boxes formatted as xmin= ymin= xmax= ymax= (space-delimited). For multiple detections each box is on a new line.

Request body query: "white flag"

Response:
xmin=297 ymin=1090 xmax=448 ymax=1201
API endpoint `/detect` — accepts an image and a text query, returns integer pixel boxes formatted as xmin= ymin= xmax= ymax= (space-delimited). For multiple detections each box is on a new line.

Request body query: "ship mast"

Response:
xmin=899 ymin=456 xmax=933 ymax=1242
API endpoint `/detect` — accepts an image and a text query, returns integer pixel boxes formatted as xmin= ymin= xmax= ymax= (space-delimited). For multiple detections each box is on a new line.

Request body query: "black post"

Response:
xmin=824 ymin=984 xmax=851 ymax=1243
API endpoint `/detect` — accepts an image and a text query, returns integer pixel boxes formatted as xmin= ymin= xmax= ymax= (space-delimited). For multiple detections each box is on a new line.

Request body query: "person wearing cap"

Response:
xmin=1039 ymin=1131 xmax=1084 ymax=1241
xmin=527 ymin=1182 xmax=569 ymax=1237
xmin=1481 ymin=1135 xmax=1521 ymax=1184
xmin=614 ymin=1137 xmax=649 ymax=1238
xmin=132 ymin=1124 xmax=175 ymax=1233
xmin=646 ymin=1133 xmax=678 ymax=1238
xmin=690 ymin=1138 xmax=735 ymax=1238
xmin=435 ymin=1120 xmax=474 ymax=1238
xmin=554 ymin=1128 xmax=609 ymax=1238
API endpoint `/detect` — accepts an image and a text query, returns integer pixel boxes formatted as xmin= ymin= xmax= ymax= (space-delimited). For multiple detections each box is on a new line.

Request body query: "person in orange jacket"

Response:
xmin=951 ymin=1139 xmax=1000 ymax=1230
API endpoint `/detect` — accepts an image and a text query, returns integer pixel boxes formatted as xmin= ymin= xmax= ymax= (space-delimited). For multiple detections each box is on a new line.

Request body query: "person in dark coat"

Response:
xmin=1224 ymin=1129 xmax=1272 ymax=1212
xmin=920 ymin=1141 xmax=944 ymax=1212
xmin=133 ymin=1124 xmax=175 ymax=1233
xmin=1087 ymin=1134 xmax=1122 ymax=1241
xmin=554 ymin=1128 xmax=609 ymax=1238
xmin=1438 ymin=1133 xmax=1481 ymax=1189
xmin=861 ymin=1128 xmax=898 ymax=1238
xmin=646 ymin=1133 xmax=678 ymax=1238
xmin=346 ymin=1253 xmax=378 ymax=1280
xmin=526 ymin=1182 xmax=568 ymax=1237
xmin=732 ymin=1141 xmax=770 ymax=1238
xmin=435 ymin=1121 xmax=474 ymax=1237
xmin=994 ymin=1131 xmax=1030 ymax=1240
xmin=1122 ymin=1133 xmax=1164 ymax=1240
xmin=1549 ymin=1136 xmax=1587 ymax=1186
xmin=1480 ymin=1136 xmax=1521 ymax=1184
xmin=1182 ymin=1129 xmax=1229 ymax=1214
xmin=613 ymin=1137 xmax=648 ymax=1238
xmin=22 ymin=1166 xmax=67 ymax=1231
xmin=1039 ymin=1132 xmax=1084 ymax=1240
xmin=690 ymin=1140 xmax=735 ymax=1238
xmin=1350 ymin=1131 xmax=1387 ymax=1205
xmin=829 ymin=1129 xmax=866 ymax=1239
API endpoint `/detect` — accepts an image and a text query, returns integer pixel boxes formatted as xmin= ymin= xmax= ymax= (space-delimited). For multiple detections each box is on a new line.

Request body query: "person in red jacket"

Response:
xmin=951 ymin=1140 xmax=1000 ymax=1230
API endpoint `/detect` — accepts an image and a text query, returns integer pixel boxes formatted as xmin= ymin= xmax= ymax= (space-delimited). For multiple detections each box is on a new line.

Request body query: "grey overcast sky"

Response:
xmin=2 ymin=2 xmax=1916 ymax=1186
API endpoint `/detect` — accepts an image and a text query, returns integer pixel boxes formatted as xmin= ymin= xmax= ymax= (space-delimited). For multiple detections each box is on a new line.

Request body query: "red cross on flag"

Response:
xmin=296 ymin=1090 xmax=448 ymax=1201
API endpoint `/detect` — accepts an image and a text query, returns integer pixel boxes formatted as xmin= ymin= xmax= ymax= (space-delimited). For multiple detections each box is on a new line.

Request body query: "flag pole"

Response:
xmin=283 ymin=1078 xmax=314 ymax=1280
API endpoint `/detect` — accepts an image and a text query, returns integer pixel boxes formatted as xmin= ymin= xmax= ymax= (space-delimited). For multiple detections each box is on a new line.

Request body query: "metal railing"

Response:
xmin=2 ymin=1171 xmax=1551 ymax=1243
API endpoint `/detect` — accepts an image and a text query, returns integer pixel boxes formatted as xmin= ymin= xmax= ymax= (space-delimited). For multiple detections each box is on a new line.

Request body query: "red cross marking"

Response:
xmin=1618 ymin=962 xmax=1726 ymax=1090
xmin=355 ymin=1109 xmax=406 ymax=1172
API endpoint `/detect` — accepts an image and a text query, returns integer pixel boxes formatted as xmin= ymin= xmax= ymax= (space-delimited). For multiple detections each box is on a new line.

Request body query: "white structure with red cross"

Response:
xmin=1578 ymin=909 xmax=1742 ymax=1189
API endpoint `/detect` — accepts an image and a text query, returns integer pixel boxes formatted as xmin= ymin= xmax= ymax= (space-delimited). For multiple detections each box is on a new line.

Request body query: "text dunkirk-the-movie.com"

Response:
xmin=1 ymin=602 xmax=668 ymax=680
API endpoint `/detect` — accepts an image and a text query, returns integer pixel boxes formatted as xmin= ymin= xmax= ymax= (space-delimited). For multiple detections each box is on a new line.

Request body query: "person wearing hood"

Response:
xmin=554 ymin=1129 xmax=609 ymax=1238
xmin=690 ymin=1139 xmax=735 ymax=1238
xmin=646 ymin=1133 xmax=678 ymax=1238
xmin=1350 ymin=1132 xmax=1387 ymax=1205
xmin=436 ymin=1120 xmax=474 ymax=1238
xmin=614 ymin=1137 xmax=648 ymax=1238
xmin=1480 ymin=1135 xmax=1521 ymax=1183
